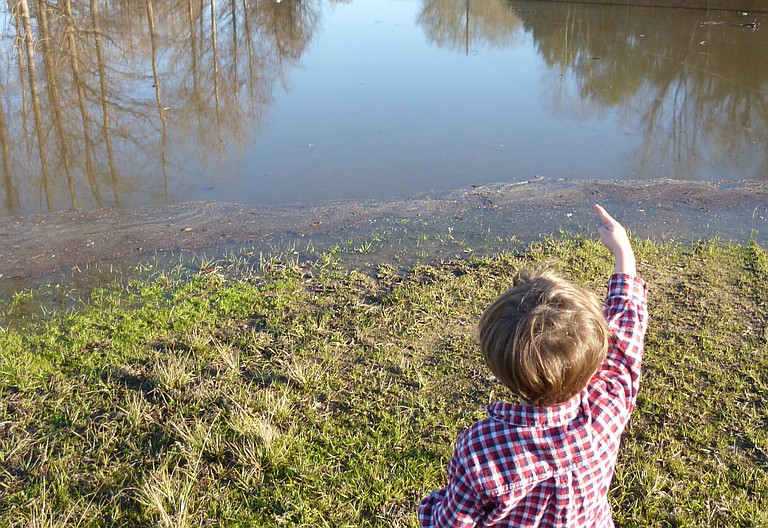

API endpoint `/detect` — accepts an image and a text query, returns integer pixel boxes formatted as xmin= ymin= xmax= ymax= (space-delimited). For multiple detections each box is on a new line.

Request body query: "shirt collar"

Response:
xmin=485 ymin=394 xmax=582 ymax=428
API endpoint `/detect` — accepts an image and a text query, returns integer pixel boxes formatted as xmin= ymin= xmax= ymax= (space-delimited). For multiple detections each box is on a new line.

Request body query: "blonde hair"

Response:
xmin=479 ymin=269 xmax=608 ymax=407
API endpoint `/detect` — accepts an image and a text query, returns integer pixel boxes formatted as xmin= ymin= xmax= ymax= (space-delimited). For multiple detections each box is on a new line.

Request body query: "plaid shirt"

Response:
xmin=419 ymin=274 xmax=648 ymax=527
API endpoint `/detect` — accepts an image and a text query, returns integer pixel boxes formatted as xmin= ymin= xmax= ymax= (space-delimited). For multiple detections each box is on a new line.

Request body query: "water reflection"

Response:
xmin=0 ymin=0 xmax=765 ymax=218
xmin=419 ymin=0 xmax=524 ymax=53
xmin=421 ymin=0 xmax=766 ymax=181
xmin=1 ymin=0 xmax=319 ymax=216
xmin=513 ymin=1 xmax=768 ymax=180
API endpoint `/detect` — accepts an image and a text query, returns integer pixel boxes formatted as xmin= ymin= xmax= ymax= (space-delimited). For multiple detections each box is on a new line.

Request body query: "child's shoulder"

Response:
xmin=455 ymin=403 xmax=525 ymax=452
xmin=452 ymin=405 xmax=554 ymax=493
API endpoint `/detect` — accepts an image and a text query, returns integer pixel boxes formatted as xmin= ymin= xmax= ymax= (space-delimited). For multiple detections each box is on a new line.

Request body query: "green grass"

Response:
xmin=1 ymin=236 xmax=766 ymax=527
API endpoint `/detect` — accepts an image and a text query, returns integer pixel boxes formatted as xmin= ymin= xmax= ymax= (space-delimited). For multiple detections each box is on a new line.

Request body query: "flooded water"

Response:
xmin=1 ymin=0 xmax=767 ymax=218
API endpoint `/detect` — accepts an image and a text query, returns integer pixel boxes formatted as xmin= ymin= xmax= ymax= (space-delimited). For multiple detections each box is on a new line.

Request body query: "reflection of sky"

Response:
xmin=231 ymin=0 xmax=638 ymax=205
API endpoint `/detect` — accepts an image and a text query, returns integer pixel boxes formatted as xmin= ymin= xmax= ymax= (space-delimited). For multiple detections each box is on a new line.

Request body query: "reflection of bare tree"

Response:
xmin=187 ymin=0 xmax=200 ymax=102
xmin=63 ymin=0 xmax=101 ymax=205
xmin=10 ymin=2 xmax=32 ymax=165
xmin=0 ymin=0 xmax=321 ymax=216
xmin=90 ymin=0 xmax=120 ymax=204
xmin=419 ymin=0 xmax=522 ymax=54
xmin=211 ymin=0 xmax=223 ymax=139
xmin=18 ymin=0 xmax=52 ymax=210
xmin=230 ymin=0 xmax=239 ymax=112
xmin=145 ymin=0 xmax=169 ymax=199
xmin=0 ymin=83 xmax=18 ymax=214
xmin=241 ymin=0 xmax=255 ymax=114
xmin=37 ymin=0 xmax=78 ymax=208
xmin=515 ymin=2 xmax=768 ymax=180
xmin=259 ymin=1 xmax=320 ymax=85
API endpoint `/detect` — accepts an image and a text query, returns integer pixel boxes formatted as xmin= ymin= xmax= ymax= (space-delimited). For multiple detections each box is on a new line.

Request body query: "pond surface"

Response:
xmin=1 ymin=0 xmax=767 ymax=218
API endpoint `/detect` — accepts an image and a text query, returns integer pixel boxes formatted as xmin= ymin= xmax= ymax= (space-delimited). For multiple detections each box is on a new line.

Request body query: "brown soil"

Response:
xmin=2 ymin=178 xmax=767 ymax=281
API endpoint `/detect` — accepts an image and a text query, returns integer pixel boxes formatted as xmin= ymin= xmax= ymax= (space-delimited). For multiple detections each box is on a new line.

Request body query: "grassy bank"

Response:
xmin=1 ymin=236 xmax=766 ymax=527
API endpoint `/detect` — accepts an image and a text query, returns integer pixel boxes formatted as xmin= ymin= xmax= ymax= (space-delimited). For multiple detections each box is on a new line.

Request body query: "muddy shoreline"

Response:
xmin=2 ymin=178 xmax=767 ymax=282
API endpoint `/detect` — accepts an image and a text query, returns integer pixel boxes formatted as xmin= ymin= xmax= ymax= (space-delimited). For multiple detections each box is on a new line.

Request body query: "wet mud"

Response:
xmin=2 ymin=178 xmax=767 ymax=283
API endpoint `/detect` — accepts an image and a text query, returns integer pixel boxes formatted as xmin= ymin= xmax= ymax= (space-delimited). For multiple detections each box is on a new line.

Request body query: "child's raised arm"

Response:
xmin=594 ymin=204 xmax=636 ymax=277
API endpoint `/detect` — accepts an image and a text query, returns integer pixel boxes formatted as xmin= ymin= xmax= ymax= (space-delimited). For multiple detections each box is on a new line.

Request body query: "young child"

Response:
xmin=418 ymin=204 xmax=648 ymax=527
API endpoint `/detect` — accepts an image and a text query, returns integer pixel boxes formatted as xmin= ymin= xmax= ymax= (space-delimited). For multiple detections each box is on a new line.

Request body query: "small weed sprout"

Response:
xmin=261 ymin=385 xmax=294 ymax=423
xmin=152 ymin=353 xmax=195 ymax=392
xmin=227 ymin=388 xmax=291 ymax=460
xmin=186 ymin=328 xmax=213 ymax=351
xmin=117 ymin=392 xmax=152 ymax=428
xmin=171 ymin=418 xmax=208 ymax=458
xmin=226 ymin=400 xmax=262 ymax=437
xmin=229 ymin=438 xmax=263 ymax=481
xmin=281 ymin=356 xmax=329 ymax=392
xmin=216 ymin=341 xmax=241 ymax=373
xmin=138 ymin=464 xmax=198 ymax=528
xmin=252 ymin=416 xmax=281 ymax=453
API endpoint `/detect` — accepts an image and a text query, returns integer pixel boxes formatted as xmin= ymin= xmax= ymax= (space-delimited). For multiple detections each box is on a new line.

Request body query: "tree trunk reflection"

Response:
xmin=188 ymin=0 xmax=200 ymax=106
xmin=90 ymin=0 xmax=120 ymax=205
xmin=63 ymin=0 xmax=102 ymax=205
xmin=242 ymin=0 xmax=256 ymax=115
xmin=231 ymin=0 xmax=240 ymax=112
xmin=0 ymin=83 xmax=18 ymax=214
xmin=37 ymin=0 xmax=78 ymax=208
xmin=145 ymin=0 xmax=169 ymax=198
xmin=10 ymin=1 xmax=33 ymax=165
xmin=19 ymin=0 xmax=51 ymax=211
xmin=211 ymin=0 xmax=223 ymax=141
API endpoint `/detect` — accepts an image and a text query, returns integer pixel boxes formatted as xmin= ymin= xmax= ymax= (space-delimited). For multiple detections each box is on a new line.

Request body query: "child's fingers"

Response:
xmin=594 ymin=204 xmax=616 ymax=229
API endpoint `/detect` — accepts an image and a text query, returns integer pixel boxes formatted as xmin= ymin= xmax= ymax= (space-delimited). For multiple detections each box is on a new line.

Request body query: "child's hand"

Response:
xmin=594 ymin=204 xmax=630 ymax=255
xmin=594 ymin=204 xmax=636 ymax=276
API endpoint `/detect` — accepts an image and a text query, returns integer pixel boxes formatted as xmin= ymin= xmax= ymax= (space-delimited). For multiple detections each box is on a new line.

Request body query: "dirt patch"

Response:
xmin=2 ymin=178 xmax=767 ymax=281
